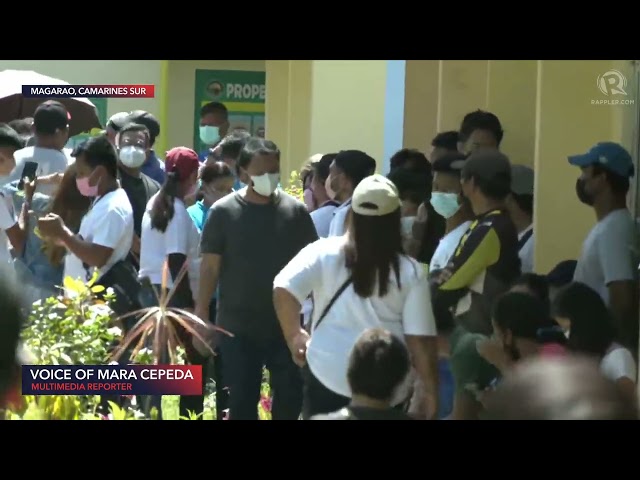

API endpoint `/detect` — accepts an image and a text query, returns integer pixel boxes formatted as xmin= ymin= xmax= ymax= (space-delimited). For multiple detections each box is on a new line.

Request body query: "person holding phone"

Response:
xmin=0 ymin=124 xmax=33 ymax=270
xmin=37 ymin=135 xmax=134 ymax=291
xmin=6 ymin=101 xmax=72 ymax=196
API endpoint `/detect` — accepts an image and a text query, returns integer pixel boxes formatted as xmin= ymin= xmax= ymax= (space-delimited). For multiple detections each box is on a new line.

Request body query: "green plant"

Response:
xmin=113 ymin=261 xmax=232 ymax=365
xmin=22 ymin=274 xmax=121 ymax=365
xmin=283 ymin=170 xmax=304 ymax=202
xmin=5 ymin=266 xmax=275 ymax=421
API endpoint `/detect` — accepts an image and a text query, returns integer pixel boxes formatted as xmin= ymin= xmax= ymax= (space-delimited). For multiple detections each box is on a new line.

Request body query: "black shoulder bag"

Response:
xmin=312 ymin=276 xmax=352 ymax=332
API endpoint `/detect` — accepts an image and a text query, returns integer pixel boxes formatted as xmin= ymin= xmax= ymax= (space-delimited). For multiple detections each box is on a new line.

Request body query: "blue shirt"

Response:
xmin=187 ymin=200 xmax=209 ymax=234
xmin=141 ymin=151 xmax=166 ymax=184
xmin=199 ymin=149 xmax=211 ymax=162
xmin=187 ymin=201 xmax=218 ymax=301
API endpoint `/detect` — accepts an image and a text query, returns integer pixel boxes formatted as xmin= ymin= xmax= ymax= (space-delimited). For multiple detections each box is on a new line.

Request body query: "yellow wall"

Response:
xmin=486 ymin=60 xmax=537 ymax=166
xmin=403 ymin=60 xmax=439 ymax=152
xmin=533 ymin=60 xmax=621 ymax=273
xmin=437 ymin=60 xmax=489 ymax=132
xmin=265 ymin=60 xmax=312 ymax=178
xmin=165 ymin=60 xmax=265 ymax=150
xmin=308 ymin=61 xmax=387 ymax=166
xmin=402 ymin=60 xmax=537 ymax=166
xmin=400 ymin=59 xmax=635 ymax=272
xmin=0 ymin=60 xmax=162 ymax=118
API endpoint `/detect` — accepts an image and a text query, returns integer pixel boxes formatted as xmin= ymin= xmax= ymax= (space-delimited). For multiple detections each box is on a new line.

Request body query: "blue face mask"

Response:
xmin=430 ymin=192 xmax=461 ymax=219
xmin=199 ymin=125 xmax=220 ymax=146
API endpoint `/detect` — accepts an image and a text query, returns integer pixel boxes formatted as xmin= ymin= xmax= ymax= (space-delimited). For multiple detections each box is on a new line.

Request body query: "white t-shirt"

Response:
xmin=139 ymin=194 xmax=201 ymax=302
xmin=327 ymin=199 xmax=352 ymax=237
xmin=7 ymin=147 xmax=71 ymax=196
xmin=0 ymin=192 xmax=17 ymax=268
xmin=429 ymin=221 xmax=472 ymax=271
xmin=600 ymin=343 xmax=636 ymax=382
xmin=64 ymin=189 xmax=134 ymax=283
xmin=573 ymin=209 xmax=639 ymax=305
xmin=310 ymin=203 xmax=338 ymax=238
xmin=518 ymin=225 xmax=535 ymax=273
xmin=273 ymin=235 xmax=437 ymax=404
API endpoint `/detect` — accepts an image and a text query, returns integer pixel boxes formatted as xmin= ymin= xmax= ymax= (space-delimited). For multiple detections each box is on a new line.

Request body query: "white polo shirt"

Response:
xmin=327 ymin=199 xmax=352 ymax=237
xmin=274 ymin=235 xmax=437 ymax=404
xmin=64 ymin=188 xmax=134 ymax=284
xmin=139 ymin=194 xmax=201 ymax=302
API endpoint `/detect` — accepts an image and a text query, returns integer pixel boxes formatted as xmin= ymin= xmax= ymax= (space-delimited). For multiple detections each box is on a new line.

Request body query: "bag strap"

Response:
xmin=518 ymin=228 xmax=533 ymax=250
xmin=313 ymin=276 xmax=352 ymax=332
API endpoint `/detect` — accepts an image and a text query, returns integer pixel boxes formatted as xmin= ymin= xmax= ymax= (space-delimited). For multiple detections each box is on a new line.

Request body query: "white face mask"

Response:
xmin=119 ymin=145 xmax=146 ymax=168
xmin=251 ymin=173 xmax=280 ymax=197
xmin=400 ymin=216 xmax=416 ymax=238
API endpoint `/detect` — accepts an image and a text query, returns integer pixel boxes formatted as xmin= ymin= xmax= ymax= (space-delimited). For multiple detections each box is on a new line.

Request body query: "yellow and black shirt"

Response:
xmin=432 ymin=209 xmax=521 ymax=335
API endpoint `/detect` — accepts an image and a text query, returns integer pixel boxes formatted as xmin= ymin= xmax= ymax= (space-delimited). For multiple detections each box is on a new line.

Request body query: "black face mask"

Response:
xmin=575 ymin=178 xmax=595 ymax=206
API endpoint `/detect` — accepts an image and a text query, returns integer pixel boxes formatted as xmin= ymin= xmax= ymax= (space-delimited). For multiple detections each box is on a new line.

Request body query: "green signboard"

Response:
xmin=193 ymin=69 xmax=266 ymax=153
xmin=65 ymin=98 xmax=108 ymax=149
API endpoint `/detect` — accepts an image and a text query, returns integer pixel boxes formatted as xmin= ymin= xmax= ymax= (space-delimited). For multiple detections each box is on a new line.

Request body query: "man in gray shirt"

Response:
xmin=569 ymin=142 xmax=639 ymax=351
xmin=196 ymin=137 xmax=318 ymax=420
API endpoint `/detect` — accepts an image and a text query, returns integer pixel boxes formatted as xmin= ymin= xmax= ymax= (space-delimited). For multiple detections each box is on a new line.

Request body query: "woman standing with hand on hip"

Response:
xmin=274 ymin=174 xmax=439 ymax=419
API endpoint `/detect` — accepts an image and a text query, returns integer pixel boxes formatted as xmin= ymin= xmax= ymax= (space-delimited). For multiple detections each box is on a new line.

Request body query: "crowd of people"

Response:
xmin=0 ymin=99 xmax=638 ymax=420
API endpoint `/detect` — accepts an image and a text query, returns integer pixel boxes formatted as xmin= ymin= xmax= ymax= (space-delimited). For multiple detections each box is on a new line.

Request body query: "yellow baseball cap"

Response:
xmin=352 ymin=174 xmax=402 ymax=217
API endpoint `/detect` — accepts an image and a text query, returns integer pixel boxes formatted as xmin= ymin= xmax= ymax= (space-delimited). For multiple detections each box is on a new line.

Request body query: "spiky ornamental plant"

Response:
xmin=111 ymin=261 xmax=232 ymax=364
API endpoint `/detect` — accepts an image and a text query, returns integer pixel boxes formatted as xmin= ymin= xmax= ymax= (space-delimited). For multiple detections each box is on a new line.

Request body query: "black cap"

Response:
xmin=106 ymin=112 xmax=130 ymax=132
xmin=126 ymin=110 xmax=160 ymax=140
xmin=33 ymin=100 xmax=70 ymax=135
xmin=461 ymin=150 xmax=511 ymax=182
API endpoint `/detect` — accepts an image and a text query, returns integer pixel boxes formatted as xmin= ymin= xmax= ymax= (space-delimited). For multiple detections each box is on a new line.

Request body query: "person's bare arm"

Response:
xmin=451 ymin=391 xmax=483 ymax=420
xmin=616 ymin=377 xmax=637 ymax=403
xmin=195 ymin=253 xmax=220 ymax=322
xmin=59 ymin=227 xmax=113 ymax=268
xmin=405 ymin=335 xmax=439 ymax=419
xmin=273 ymin=287 xmax=309 ymax=366
xmin=608 ymin=281 xmax=639 ymax=351
xmin=411 ymin=202 xmax=429 ymax=244
xmin=4 ymin=178 xmax=38 ymax=256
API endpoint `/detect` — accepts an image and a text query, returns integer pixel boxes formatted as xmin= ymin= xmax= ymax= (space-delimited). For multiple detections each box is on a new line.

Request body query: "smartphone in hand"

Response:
xmin=18 ymin=161 xmax=38 ymax=190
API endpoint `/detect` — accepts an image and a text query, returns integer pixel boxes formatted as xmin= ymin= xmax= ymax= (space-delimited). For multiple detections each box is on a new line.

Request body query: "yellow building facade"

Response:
xmin=265 ymin=60 xmax=640 ymax=275
xmin=1 ymin=59 xmax=637 ymax=275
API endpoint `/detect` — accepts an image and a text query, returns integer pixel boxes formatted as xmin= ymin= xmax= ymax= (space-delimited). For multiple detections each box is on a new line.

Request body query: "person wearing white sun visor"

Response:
xmin=115 ymin=122 xmax=160 ymax=268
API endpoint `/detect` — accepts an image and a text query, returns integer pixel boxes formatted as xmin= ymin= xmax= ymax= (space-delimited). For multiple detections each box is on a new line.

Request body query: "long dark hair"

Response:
xmin=344 ymin=210 xmax=403 ymax=297
xmin=46 ymin=164 xmax=92 ymax=266
xmin=150 ymin=170 xmax=180 ymax=233
xmin=494 ymin=292 xmax=566 ymax=345
xmin=552 ymin=282 xmax=616 ymax=358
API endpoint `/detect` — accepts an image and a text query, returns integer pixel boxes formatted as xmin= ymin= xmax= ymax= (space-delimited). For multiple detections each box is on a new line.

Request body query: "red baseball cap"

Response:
xmin=165 ymin=147 xmax=199 ymax=181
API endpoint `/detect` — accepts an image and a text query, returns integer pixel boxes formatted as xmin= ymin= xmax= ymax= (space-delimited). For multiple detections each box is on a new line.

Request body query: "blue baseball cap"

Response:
xmin=568 ymin=142 xmax=634 ymax=178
